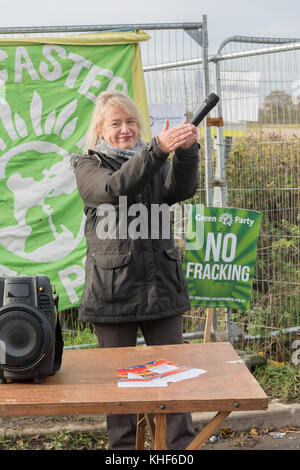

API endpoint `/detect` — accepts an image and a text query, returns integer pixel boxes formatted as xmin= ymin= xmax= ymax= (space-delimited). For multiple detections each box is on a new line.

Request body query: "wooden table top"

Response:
xmin=0 ymin=342 xmax=268 ymax=417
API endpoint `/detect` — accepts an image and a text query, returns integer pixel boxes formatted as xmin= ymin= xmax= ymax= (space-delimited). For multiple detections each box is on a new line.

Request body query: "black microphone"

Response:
xmin=190 ymin=92 xmax=219 ymax=126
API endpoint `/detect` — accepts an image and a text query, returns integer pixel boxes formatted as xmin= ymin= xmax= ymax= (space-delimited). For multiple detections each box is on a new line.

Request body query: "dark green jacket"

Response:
xmin=74 ymin=137 xmax=199 ymax=323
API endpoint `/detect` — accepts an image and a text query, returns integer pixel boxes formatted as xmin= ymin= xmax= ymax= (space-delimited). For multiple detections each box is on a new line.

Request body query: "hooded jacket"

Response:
xmin=74 ymin=137 xmax=199 ymax=323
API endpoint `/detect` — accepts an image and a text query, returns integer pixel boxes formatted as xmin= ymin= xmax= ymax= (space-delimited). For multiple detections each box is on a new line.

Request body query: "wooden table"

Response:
xmin=0 ymin=342 xmax=268 ymax=450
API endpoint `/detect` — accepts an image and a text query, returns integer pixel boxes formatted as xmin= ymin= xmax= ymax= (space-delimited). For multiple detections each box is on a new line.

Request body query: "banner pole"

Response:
xmin=203 ymin=308 xmax=214 ymax=342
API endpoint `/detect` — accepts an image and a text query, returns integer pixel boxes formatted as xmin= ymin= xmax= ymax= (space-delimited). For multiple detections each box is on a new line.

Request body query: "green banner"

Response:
xmin=0 ymin=35 xmax=149 ymax=310
xmin=183 ymin=206 xmax=261 ymax=311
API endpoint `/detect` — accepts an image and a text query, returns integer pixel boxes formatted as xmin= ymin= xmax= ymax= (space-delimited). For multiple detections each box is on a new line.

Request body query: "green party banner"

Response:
xmin=183 ymin=206 xmax=261 ymax=311
xmin=0 ymin=32 xmax=149 ymax=310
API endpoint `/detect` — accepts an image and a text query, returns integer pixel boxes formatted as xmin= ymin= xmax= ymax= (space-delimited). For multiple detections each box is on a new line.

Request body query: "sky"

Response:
xmin=0 ymin=0 xmax=300 ymax=53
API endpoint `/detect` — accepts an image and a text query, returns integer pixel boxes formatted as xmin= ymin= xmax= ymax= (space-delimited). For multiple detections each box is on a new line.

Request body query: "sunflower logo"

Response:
xmin=218 ymin=212 xmax=233 ymax=226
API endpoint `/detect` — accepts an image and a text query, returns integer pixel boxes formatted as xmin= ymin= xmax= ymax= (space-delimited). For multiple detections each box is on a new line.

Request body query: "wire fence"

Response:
xmin=209 ymin=38 xmax=300 ymax=362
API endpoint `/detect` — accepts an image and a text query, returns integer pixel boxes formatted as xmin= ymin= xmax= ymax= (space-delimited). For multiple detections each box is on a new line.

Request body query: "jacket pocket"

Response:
xmin=163 ymin=247 xmax=182 ymax=292
xmin=91 ymin=252 xmax=133 ymax=303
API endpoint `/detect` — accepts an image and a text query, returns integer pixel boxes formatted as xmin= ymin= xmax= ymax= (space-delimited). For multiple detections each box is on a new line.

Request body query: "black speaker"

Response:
xmin=0 ymin=276 xmax=63 ymax=384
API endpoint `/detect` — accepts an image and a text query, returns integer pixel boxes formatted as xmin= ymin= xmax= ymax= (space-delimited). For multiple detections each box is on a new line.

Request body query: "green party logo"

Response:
xmin=183 ymin=206 xmax=261 ymax=311
xmin=218 ymin=211 xmax=233 ymax=226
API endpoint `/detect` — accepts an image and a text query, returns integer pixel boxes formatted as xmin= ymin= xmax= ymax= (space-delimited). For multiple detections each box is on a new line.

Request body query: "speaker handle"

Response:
xmin=52 ymin=290 xmax=64 ymax=374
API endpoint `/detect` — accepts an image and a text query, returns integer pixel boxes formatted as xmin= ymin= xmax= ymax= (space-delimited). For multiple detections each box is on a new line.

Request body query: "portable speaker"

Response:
xmin=0 ymin=276 xmax=63 ymax=384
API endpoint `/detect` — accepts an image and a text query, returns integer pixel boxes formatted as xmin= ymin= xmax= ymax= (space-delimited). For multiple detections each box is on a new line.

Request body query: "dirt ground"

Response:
xmin=0 ymin=416 xmax=299 ymax=450
xmin=201 ymin=428 xmax=300 ymax=450
xmin=0 ymin=415 xmax=106 ymax=437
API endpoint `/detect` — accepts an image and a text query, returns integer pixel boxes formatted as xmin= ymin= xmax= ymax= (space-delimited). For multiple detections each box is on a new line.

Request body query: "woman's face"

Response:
xmin=100 ymin=106 xmax=139 ymax=150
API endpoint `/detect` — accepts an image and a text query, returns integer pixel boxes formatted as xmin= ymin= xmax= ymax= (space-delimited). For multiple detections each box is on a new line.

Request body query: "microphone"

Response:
xmin=190 ymin=93 xmax=219 ymax=127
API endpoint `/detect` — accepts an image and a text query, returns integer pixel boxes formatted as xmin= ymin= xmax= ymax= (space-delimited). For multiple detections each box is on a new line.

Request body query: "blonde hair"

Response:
xmin=85 ymin=90 xmax=145 ymax=151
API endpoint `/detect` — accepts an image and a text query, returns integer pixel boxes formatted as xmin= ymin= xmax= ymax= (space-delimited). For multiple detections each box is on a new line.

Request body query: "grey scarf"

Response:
xmin=95 ymin=138 xmax=143 ymax=165
xmin=70 ymin=138 xmax=143 ymax=169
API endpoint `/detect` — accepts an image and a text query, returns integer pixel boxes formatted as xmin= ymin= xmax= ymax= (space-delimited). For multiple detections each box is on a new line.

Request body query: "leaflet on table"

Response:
xmin=117 ymin=359 xmax=206 ymax=387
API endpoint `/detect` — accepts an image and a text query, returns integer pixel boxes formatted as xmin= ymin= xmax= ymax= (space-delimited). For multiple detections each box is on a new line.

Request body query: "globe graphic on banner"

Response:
xmin=0 ymin=40 xmax=138 ymax=307
xmin=0 ymin=141 xmax=85 ymax=263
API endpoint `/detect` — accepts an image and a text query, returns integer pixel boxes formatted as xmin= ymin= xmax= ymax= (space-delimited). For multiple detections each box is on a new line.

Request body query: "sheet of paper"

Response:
xmin=118 ymin=379 xmax=168 ymax=387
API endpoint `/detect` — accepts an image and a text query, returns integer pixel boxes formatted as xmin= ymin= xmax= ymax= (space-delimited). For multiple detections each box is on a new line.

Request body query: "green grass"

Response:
xmin=62 ymin=326 xmax=98 ymax=349
xmin=0 ymin=430 xmax=108 ymax=450
xmin=253 ymin=362 xmax=300 ymax=402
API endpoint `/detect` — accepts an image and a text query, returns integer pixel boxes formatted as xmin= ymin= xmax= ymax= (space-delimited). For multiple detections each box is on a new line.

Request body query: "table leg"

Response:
xmin=145 ymin=414 xmax=155 ymax=444
xmin=136 ymin=413 xmax=156 ymax=449
xmin=154 ymin=413 xmax=167 ymax=450
xmin=186 ymin=411 xmax=231 ymax=450
xmin=136 ymin=414 xmax=146 ymax=450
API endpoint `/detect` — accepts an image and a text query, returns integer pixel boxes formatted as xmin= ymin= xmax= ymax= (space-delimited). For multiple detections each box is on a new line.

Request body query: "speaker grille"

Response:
xmin=0 ymin=309 xmax=45 ymax=368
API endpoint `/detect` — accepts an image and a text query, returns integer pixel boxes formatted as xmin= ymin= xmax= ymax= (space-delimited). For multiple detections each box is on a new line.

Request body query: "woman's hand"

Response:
xmin=156 ymin=120 xmax=198 ymax=153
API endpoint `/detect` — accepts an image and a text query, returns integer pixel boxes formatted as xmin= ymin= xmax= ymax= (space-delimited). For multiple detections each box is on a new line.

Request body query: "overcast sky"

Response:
xmin=0 ymin=0 xmax=300 ymax=52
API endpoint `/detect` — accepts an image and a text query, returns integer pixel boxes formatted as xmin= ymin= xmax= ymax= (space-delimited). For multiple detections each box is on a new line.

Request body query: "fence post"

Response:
xmin=200 ymin=15 xmax=213 ymax=206
xmin=213 ymin=59 xmax=227 ymax=208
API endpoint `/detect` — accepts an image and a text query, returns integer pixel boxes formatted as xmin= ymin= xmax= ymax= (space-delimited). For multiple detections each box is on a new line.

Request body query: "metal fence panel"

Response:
xmin=211 ymin=38 xmax=300 ymax=363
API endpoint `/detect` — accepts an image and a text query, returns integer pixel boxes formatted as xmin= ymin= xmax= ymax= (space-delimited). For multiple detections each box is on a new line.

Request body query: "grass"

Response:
xmin=62 ymin=326 xmax=98 ymax=349
xmin=253 ymin=362 xmax=300 ymax=403
xmin=0 ymin=430 xmax=108 ymax=450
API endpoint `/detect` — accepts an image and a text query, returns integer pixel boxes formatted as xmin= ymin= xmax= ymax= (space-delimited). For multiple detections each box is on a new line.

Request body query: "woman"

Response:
xmin=73 ymin=90 xmax=199 ymax=450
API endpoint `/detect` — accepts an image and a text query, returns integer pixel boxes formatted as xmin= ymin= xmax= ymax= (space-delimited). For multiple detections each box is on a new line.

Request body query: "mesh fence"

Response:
xmin=209 ymin=39 xmax=300 ymax=362
xmin=141 ymin=34 xmax=300 ymax=361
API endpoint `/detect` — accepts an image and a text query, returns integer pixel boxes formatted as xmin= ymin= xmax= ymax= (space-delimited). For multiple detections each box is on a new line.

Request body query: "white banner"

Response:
xmin=148 ymin=103 xmax=186 ymax=137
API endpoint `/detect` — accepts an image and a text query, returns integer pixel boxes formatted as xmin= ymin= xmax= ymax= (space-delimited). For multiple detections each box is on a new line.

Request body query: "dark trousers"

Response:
xmin=93 ymin=315 xmax=196 ymax=450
